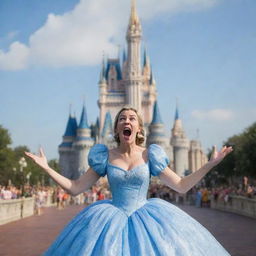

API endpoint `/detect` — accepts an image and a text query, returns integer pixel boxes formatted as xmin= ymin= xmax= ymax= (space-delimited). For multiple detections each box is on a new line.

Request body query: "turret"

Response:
xmin=58 ymin=113 xmax=77 ymax=178
xmin=147 ymin=101 xmax=168 ymax=148
xmin=142 ymin=47 xmax=151 ymax=79
xmin=189 ymin=129 xmax=207 ymax=172
xmin=170 ymin=104 xmax=189 ymax=177
xmin=73 ymin=104 xmax=94 ymax=177
xmin=125 ymin=0 xmax=142 ymax=112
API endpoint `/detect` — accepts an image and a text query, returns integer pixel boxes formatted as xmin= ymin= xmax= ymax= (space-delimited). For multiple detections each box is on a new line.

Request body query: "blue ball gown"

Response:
xmin=44 ymin=144 xmax=230 ymax=256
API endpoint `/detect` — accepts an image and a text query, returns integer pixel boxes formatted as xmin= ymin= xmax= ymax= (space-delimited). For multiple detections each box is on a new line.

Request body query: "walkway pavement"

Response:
xmin=0 ymin=204 xmax=255 ymax=256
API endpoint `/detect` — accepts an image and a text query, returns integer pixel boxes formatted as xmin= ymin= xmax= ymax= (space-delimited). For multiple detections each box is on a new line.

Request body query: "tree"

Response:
xmin=237 ymin=123 xmax=256 ymax=177
xmin=206 ymin=122 xmax=256 ymax=187
xmin=0 ymin=125 xmax=14 ymax=185
xmin=0 ymin=125 xmax=12 ymax=150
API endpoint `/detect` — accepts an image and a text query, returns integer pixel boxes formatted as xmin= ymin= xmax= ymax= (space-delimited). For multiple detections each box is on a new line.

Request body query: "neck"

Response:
xmin=118 ymin=142 xmax=138 ymax=155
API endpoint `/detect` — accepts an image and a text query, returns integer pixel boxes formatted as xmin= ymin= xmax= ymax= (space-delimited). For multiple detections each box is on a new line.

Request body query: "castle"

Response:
xmin=58 ymin=0 xmax=207 ymax=180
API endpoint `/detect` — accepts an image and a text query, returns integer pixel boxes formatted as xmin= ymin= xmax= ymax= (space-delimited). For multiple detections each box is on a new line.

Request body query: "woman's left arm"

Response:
xmin=159 ymin=146 xmax=233 ymax=194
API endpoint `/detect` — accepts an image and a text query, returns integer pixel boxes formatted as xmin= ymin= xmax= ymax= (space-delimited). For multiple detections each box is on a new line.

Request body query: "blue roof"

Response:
xmin=59 ymin=142 xmax=73 ymax=148
xmin=102 ymin=112 xmax=113 ymax=137
xmin=151 ymin=101 xmax=163 ymax=124
xmin=175 ymin=107 xmax=179 ymax=120
xmin=105 ymin=59 xmax=122 ymax=80
xmin=63 ymin=115 xmax=77 ymax=137
xmin=79 ymin=105 xmax=89 ymax=129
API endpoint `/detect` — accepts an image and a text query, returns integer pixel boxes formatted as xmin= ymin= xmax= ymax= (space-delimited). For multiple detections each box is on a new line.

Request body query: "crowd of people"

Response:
xmin=0 ymin=183 xmax=112 ymax=215
xmin=147 ymin=181 xmax=256 ymax=208
xmin=1 ymin=178 xmax=255 ymax=213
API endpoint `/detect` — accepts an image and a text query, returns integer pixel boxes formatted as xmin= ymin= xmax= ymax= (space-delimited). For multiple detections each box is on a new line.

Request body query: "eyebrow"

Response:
xmin=119 ymin=114 xmax=137 ymax=118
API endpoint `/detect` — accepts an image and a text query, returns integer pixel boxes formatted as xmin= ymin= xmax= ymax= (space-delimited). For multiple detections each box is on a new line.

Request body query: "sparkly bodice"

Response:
xmin=88 ymin=144 xmax=169 ymax=216
xmin=107 ymin=163 xmax=149 ymax=216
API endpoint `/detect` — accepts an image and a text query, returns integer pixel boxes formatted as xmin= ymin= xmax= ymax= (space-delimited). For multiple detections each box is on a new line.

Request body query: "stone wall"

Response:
xmin=211 ymin=195 xmax=256 ymax=219
xmin=0 ymin=197 xmax=35 ymax=225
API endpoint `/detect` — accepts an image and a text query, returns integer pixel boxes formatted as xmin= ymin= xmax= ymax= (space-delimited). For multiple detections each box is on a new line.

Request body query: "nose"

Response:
xmin=124 ymin=118 xmax=131 ymax=124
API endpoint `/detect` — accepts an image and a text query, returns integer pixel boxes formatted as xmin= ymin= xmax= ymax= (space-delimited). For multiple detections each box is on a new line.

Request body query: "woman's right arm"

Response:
xmin=25 ymin=148 xmax=100 ymax=196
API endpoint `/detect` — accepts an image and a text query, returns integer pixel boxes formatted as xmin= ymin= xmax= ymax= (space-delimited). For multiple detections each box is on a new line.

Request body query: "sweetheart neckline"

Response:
xmin=107 ymin=162 xmax=148 ymax=172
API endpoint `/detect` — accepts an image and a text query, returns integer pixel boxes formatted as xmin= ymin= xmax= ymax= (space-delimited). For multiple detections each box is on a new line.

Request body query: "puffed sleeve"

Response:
xmin=88 ymin=144 xmax=108 ymax=177
xmin=148 ymin=144 xmax=170 ymax=176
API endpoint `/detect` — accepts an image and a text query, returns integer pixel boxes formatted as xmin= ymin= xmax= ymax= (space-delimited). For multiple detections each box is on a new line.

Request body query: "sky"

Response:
xmin=0 ymin=0 xmax=255 ymax=160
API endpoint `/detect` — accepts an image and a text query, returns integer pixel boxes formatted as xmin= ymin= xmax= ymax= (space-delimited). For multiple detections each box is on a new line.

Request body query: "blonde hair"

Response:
xmin=113 ymin=106 xmax=145 ymax=145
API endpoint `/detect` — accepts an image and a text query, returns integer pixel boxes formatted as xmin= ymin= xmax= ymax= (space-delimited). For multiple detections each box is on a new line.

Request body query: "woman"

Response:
xmin=25 ymin=106 xmax=233 ymax=256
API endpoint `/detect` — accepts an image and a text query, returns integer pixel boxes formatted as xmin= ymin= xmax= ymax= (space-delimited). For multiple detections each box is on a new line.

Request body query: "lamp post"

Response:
xmin=19 ymin=157 xmax=27 ymax=173
xmin=26 ymin=172 xmax=32 ymax=185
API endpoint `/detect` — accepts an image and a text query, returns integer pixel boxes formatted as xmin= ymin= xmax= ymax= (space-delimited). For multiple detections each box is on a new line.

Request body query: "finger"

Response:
xmin=227 ymin=146 xmax=233 ymax=153
xmin=24 ymin=152 xmax=36 ymax=160
xmin=223 ymin=146 xmax=232 ymax=156
xmin=39 ymin=147 xmax=45 ymax=157
xmin=25 ymin=151 xmax=33 ymax=157
xmin=221 ymin=146 xmax=227 ymax=153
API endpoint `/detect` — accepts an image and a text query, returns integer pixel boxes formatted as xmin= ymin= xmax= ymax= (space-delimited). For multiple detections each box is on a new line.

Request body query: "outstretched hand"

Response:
xmin=25 ymin=148 xmax=49 ymax=170
xmin=209 ymin=145 xmax=233 ymax=166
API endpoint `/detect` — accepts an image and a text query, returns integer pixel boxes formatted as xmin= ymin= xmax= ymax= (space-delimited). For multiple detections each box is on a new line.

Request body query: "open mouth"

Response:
xmin=123 ymin=127 xmax=132 ymax=137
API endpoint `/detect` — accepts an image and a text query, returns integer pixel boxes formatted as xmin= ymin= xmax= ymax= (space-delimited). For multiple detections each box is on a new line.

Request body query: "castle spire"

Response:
xmin=149 ymin=66 xmax=156 ymax=85
xmin=129 ymin=0 xmax=140 ymax=26
xmin=143 ymin=47 xmax=150 ymax=67
xmin=63 ymin=115 xmax=77 ymax=137
xmin=147 ymin=101 xmax=168 ymax=148
xmin=125 ymin=0 xmax=142 ymax=111
xmin=99 ymin=54 xmax=106 ymax=83
xmin=79 ymin=104 xmax=89 ymax=129
xmin=175 ymin=99 xmax=179 ymax=120
xmin=101 ymin=112 xmax=113 ymax=137
xmin=151 ymin=101 xmax=163 ymax=124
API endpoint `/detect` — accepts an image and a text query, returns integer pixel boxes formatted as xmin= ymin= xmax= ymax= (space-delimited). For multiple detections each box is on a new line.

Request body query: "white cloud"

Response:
xmin=192 ymin=109 xmax=234 ymax=121
xmin=0 ymin=0 xmax=220 ymax=70
xmin=0 ymin=41 xmax=29 ymax=70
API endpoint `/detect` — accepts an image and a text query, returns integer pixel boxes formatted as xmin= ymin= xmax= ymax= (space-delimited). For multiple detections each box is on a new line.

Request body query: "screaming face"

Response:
xmin=115 ymin=110 xmax=141 ymax=145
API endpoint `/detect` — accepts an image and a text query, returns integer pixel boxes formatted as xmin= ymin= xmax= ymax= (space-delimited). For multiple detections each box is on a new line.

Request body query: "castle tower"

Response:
xmin=73 ymin=104 xmax=94 ymax=177
xmin=189 ymin=130 xmax=208 ymax=172
xmin=59 ymin=113 xmax=77 ymax=179
xmin=125 ymin=0 xmax=142 ymax=112
xmin=189 ymin=140 xmax=203 ymax=172
xmin=97 ymin=0 xmax=157 ymax=139
xmin=170 ymin=105 xmax=189 ymax=177
xmin=147 ymin=101 xmax=168 ymax=148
